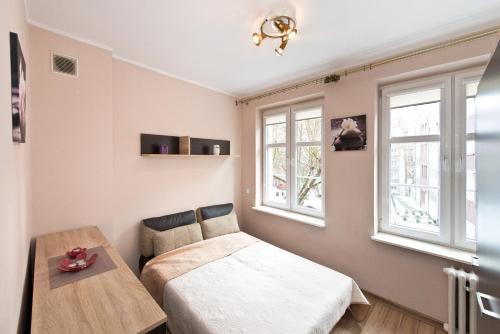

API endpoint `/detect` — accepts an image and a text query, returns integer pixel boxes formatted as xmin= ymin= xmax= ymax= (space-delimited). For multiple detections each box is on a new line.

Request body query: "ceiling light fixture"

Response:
xmin=275 ymin=39 xmax=288 ymax=56
xmin=252 ymin=16 xmax=297 ymax=56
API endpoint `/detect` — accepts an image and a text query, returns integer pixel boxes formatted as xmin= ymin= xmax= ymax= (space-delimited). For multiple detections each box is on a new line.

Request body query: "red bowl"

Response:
xmin=58 ymin=253 xmax=98 ymax=272
xmin=66 ymin=247 xmax=87 ymax=258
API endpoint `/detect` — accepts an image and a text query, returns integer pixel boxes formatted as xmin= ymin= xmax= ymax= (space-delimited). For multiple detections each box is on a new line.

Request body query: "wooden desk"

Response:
xmin=32 ymin=226 xmax=166 ymax=334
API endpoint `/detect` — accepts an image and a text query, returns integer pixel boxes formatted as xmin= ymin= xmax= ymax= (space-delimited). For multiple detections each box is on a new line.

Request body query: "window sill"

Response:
xmin=371 ymin=233 xmax=476 ymax=265
xmin=252 ymin=206 xmax=325 ymax=228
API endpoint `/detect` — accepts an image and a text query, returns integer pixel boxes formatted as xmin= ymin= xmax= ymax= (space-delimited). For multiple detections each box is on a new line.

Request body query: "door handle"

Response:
xmin=477 ymin=292 xmax=500 ymax=320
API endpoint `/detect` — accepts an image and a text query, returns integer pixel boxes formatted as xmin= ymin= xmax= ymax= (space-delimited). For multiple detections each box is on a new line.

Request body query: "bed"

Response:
xmin=139 ymin=203 xmax=369 ymax=334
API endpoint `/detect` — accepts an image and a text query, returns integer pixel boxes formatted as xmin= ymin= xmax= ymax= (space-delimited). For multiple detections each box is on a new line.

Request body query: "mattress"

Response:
xmin=140 ymin=232 xmax=369 ymax=334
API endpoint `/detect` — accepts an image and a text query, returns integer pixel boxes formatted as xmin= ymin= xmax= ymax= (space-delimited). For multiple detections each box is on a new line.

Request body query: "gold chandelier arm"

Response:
xmin=259 ymin=16 xmax=296 ymax=39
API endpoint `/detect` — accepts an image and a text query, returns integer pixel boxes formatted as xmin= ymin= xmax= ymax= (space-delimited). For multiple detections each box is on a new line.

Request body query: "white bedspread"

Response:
xmin=163 ymin=241 xmax=368 ymax=334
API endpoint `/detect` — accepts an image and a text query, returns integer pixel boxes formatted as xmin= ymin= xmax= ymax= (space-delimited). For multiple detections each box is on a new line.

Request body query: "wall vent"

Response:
xmin=51 ymin=53 xmax=78 ymax=77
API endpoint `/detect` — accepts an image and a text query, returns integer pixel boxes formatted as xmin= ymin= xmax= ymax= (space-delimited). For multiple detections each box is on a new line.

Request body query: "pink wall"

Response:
xmin=0 ymin=0 xmax=31 ymax=332
xmin=239 ymin=36 xmax=498 ymax=322
xmin=112 ymin=59 xmax=241 ymax=271
xmin=29 ymin=26 xmax=241 ymax=273
xmin=30 ymin=26 xmax=114 ymax=239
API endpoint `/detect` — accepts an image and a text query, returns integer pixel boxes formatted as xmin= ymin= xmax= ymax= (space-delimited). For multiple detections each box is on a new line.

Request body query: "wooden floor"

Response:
xmin=331 ymin=292 xmax=445 ymax=334
xmin=162 ymin=292 xmax=445 ymax=334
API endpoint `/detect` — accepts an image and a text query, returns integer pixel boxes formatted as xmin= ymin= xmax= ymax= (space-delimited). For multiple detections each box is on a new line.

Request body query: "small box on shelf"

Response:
xmin=179 ymin=136 xmax=190 ymax=155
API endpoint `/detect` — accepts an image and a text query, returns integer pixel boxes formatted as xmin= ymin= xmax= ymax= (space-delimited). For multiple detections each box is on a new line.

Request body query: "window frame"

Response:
xmin=453 ymin=69 xmax=483 ymax=250
xmin=379 ymin=75 xmax=452 ymax=245
xmin=262 ymin=106 xmax=291 ymax=210
xmin=262 ymin=99 xmax=325 ymax=218
xmin=379 ymin=68 xmax=483 ymax=251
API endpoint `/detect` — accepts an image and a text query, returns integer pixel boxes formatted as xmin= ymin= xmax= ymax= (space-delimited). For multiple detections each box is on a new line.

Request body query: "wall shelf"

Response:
xmin=141 ymin=154 xmax=240 ymax=158
xmin=140 ymin=133 xmax=235 ymax=157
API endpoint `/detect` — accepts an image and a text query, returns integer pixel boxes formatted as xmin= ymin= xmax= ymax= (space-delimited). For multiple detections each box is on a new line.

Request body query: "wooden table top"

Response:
xmin=32 ymin=226 xmax=166 ymax=334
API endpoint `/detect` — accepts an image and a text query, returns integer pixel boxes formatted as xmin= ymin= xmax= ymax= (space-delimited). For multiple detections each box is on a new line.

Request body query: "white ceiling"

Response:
xmin=26 ymin=0 xmax=500 ymax=97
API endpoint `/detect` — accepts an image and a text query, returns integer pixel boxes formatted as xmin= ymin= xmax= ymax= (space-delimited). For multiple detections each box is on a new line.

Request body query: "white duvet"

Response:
xmin=163 ymin=241 xmax=368 ymax=334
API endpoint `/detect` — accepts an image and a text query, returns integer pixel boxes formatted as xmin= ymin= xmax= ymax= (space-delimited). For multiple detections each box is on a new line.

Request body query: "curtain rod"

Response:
xmin=235 ymin=26 xmax=500 ymax=106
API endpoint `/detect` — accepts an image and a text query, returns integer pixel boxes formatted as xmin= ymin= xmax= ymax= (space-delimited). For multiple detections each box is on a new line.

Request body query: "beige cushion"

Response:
xmin=152 ymin=223 xmax=203 ymax=256
xmin=200 ymin=212 xmax=240 ymax=239
xmin=139 ymin=223 xmax=158 ymax=257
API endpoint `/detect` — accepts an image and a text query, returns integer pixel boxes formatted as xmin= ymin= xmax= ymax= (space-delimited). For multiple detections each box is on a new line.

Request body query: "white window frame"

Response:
xmin=379 ymin=69 xmax=483 ymax=251
xmin=380 ymin=75 xmax=452 ymax=245
xmin=262 ymin=99 xmax=325 ymax=218
xmin=263 ymin=106 xmax=290 ymax=210
xmin=453 ymin=69 xmax=483 ymax=250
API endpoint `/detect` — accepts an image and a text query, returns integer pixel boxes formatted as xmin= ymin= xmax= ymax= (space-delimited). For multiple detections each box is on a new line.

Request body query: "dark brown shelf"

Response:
xmin=140 ymin=133 xmax=231 ymax=156
xmin=140 ymin=154 xmax=240 ymax=158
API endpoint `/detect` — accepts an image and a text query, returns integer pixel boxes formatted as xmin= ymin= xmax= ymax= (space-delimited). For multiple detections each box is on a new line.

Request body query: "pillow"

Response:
xmin=200 ymin=211 xmax=240 ymax=239
xmin=139 ymin=210 xmax=196 ymax=257
xmin=152 ymin=223 xmax=203 ymax=256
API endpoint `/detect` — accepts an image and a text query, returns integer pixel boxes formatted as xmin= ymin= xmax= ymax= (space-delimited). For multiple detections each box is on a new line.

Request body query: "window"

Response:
xmin=262 ymin=100 xmax=324 ymax=218
xmin=379 ymin=69 xmax=482 ymax=251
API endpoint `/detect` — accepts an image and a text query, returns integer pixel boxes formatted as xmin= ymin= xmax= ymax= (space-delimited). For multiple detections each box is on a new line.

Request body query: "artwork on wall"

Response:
xmin=330 ymin=114 xmax=367 ymax=151
xmin=10 ymin=32 xmax=27 ymax=143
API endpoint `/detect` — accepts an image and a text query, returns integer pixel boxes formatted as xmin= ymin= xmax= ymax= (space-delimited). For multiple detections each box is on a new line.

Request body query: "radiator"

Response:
xmin=443 ymin=268 xmax=478 ymax=334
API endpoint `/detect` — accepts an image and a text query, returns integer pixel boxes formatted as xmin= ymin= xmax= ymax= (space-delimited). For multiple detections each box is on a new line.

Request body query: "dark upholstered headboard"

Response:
xmin=139 ymin=204 xmax=235 ymax=273
xmin=196 ymin=203 xmax=233 ymax=222
xmin=143 ymin=210 xmax=195 ymax=231
xmin=139 ymin=210 xmax=196 ymax=272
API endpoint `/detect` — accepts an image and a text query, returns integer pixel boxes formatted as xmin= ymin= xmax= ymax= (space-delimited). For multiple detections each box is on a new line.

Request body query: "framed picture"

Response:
xmin=330 ymin=114 xmax=367 ymax=151
xmin=10 ymin=32 xmax=27 ymax=143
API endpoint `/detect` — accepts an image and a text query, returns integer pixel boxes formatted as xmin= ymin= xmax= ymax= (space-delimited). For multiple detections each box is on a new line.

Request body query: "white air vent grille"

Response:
xmin=51 ymin=53 xmax=78 ymax=77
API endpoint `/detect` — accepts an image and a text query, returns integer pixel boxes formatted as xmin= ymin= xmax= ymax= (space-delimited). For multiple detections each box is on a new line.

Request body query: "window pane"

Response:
xmin=389 ymin=142 xmax=440 ymax=233
xmin=465 ymin=82 xmax=478 ymax=240
xmin=295 ymin=107 xmax=321 ymax=121
xmin=465 ymin=140 xmax=477 ymax=240
xmin=265 ymin=147 xmax=287 ymax=204
xmin=265 ymin=113 xmax=286 ymax=144
xmin=466 ymin=81 xmax=479 ymax=97
xmin=390 ymin=101 xmax=440 ymax=137
xmin=389 ymin=88 xmax=440 ymax=108
xmin=295 ymin=108 xmax=322 ymax=142
xmin=265 ymin=113 xmax=286 ymax=125
xmin=466 ymin=95 xmax=476 ymax=134
xmin=296 ymin=146 xmax=322 ymax=211
xmin=390 ymin=185 xmax=440 ymax=233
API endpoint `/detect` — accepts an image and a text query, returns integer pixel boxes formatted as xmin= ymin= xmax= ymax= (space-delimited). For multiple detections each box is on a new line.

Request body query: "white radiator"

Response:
xmin=443 ymin=268 xmax=478 ymax=334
